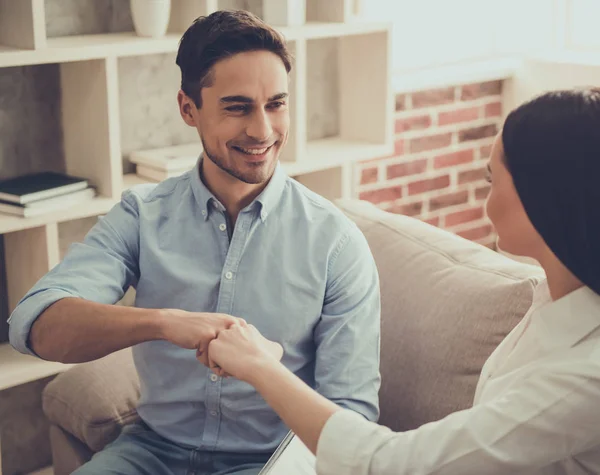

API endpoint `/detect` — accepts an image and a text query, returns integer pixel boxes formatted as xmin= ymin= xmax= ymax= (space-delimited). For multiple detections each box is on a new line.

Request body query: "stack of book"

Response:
xmin=130 ymin=143 xmax=202 ymax=182
xmin=0 ymin=171 xmax=95 ymax=218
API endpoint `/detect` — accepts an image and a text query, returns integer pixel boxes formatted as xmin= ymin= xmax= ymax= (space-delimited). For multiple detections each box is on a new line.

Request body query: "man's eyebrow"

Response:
xmin=219 ymin=93 xmax=289 ymax=104
xmin=268 ymin=92 xmax=288 ymax=101
xmin=220 ymin=95 xmax=253 ymax=104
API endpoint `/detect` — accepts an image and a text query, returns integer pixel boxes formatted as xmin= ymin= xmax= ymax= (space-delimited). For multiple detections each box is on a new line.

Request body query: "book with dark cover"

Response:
xmin=0 ymin=172 xmax=89 ymax=205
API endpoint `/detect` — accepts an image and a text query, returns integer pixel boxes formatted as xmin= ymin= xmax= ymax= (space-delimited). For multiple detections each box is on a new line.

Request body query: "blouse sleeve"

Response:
xmin=316 ymin=359 xmax=600 ymax=475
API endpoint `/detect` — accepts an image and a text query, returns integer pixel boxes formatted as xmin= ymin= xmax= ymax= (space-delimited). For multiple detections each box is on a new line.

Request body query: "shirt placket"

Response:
xmin=201 ymin=206 xmax=253 ymax=450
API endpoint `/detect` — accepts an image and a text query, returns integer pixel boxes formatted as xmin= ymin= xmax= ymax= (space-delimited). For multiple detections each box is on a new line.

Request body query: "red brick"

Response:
xmin=459 ymin=124 xmax=498 ymax=142
xmin=438 ymin=107 xmax=479 ymax=126
xmin=433 ymin=149 xmax=474 ymax=169
xmin=484 ymin=101 xmax=502 ymax=117
xmin=359 ymin=186 xmax=403 ymax=204
xmin=362 ymin=139 xmax=405 ymax=163
xmin=457 ymin=223 xmax=493 ymax=241
xmin=408 ymin=175 xmax=451 ymax=196
xmin=387 ymin=158 xmax=428 ymax=179
xmin=480 ymin=144 xmax=493 ymax=160
xmin=445 ymin=207 xmax=485 ymax=227
xmin=395 ymin=114 xmax=432 ymax=133
xmin=395 ymin=94 xmax=407 ymax=111
xmin=360 ymin=167 xmax=378 ymax=185
xmin=411 ymin=87 xmax=455 ymax=108
xmin=475 ymin=184 xmax=491 ymax=201
xmin=424 ymin=216 xmax=440 ymax=227
xmin=395 ymin=139 xmax=405 ymax=156
xmin=461 ymin=81 xmax=502 ymax=101
xmin=388 ymin=201 xmax=423 ymax=217
xmin=409 ymin=133 xmax=452 ymax=154
xmin=458 ymin=166 xmax=488 ymax=185
xmin=429 ymin=190 xmax=469 ymax=211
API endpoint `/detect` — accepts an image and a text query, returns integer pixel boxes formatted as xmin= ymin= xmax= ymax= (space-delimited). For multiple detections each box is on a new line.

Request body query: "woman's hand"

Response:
xmin=158 ymin=309 xmax=242 ymax=367
xmin=207 ymin=322 xmax=284 ymax=382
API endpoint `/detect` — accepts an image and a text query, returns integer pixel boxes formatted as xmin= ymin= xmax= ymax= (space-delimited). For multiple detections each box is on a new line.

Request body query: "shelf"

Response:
xmin=295 ymin=138 xmax=391 ymax=175
xmin=0 ymin=174 xmax=147 ymax=235
xmin=0 ymin=342 xmax=73 ymax=392
xmin=0 ymin=141 xmax=387 ymax=234
xmin=27 ymin=467 xmax=53 ymax=475
xmin=282 ymin=21 xmax=391 ymax=41
xmin=0 ymin=21 xmax=391 ymax=68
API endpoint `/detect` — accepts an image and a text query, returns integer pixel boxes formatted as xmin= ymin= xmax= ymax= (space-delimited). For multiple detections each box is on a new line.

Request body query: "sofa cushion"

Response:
xmin=43 ymin=348 xmax=140 ymax=452
xmin=337 ymin=199 xmax=544 ymax=432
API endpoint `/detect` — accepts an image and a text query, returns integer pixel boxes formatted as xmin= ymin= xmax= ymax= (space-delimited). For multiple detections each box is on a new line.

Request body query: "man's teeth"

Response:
xmin=236 ymin=146 xmax=270 ymax=155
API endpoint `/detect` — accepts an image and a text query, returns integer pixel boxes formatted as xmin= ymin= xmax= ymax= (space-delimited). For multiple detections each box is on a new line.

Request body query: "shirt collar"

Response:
xmin=532 ymin=279 xmax=600 ymax=350
xmin=190 ymin=157 xmax=287 ymax=222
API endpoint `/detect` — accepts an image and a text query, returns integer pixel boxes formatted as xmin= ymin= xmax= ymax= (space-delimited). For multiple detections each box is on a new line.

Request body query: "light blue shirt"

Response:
xmin=9 ymin=160 xmax=381 ymax=453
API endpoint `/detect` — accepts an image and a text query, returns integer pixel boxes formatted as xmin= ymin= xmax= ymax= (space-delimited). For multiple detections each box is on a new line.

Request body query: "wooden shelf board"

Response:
xmin=284 ymin=21 xmax=391 ymax=41
xmin=0 ymin=21 xmax=391 ymax=68
xmin=28 ymin=467 xmax=53 ymax=475
xmin=0 ymin=342 xmax=73 ymax=392
xmin=289 ymin=137 xmax=391 ymax=176
xmin=0 ymin=197 xmax=115 ymax=235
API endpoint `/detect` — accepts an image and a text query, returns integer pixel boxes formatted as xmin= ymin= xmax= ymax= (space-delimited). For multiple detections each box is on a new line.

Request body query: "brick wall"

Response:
xmin=356 ymin=80 xmax=503 ymax=248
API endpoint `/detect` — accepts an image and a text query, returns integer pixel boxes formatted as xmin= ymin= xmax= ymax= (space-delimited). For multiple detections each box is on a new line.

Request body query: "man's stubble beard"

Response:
xmin=201 ymin=136 xmax=278 ymax=185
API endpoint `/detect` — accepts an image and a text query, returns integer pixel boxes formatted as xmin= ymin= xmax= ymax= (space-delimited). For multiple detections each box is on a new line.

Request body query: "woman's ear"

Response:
xmin=177 ymin=90 xmax=197 ymax=128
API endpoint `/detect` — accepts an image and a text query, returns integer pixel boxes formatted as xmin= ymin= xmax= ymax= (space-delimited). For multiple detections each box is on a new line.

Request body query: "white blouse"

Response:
xmin=317 ymin=280 xmax=600 ymax=474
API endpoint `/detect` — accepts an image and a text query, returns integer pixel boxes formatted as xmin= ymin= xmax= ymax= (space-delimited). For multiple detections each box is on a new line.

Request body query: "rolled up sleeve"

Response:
xmin=8 ymin=191 xmax=141 ymax=356
xmin=313 ymin=223 xmax=381 ymax=422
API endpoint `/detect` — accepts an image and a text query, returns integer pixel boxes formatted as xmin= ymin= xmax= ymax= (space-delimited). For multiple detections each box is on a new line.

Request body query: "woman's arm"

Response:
xmin=252 ymin=358 xmax=341 ymax=454
xmin=208 ymin=323 xmax=340 ymax=453
xmin=209 ymin=324 xmax=600 ymax=475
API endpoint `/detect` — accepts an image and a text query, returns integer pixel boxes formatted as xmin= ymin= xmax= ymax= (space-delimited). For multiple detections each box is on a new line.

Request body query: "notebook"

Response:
xmin=0 ymin=172 xmax=89 ymax=204
xmin=259 ymin=431 xmax=316 ymax=475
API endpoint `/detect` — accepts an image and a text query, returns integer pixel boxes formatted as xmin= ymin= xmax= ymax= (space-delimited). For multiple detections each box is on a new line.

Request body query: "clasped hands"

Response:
xmin=160 ymin=309 xmax=283 ymax=381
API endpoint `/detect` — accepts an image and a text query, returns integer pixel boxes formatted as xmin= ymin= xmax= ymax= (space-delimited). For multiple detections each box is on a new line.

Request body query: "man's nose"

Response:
xmin=246 ymin=109 xmax=273 ymax=142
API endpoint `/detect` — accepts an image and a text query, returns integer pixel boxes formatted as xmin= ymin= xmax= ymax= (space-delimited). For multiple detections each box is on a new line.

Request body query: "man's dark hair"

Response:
xmin=176 ymin=10 xmax=293 ymax=108
xmin=502 ymin=87 xmax=600 ymax=294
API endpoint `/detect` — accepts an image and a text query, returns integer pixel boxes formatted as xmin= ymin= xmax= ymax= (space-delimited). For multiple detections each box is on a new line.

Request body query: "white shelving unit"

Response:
xmin=0 ymin=1 xmax=391 ymax=472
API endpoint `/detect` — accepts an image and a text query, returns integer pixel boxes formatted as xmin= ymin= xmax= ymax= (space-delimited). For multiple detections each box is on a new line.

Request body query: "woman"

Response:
xmin=208 ymin=88 xmax=600 ymax=474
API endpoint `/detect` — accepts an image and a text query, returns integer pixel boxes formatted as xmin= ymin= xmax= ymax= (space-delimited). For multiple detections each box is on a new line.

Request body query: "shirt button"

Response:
xmin=210 ymin=374 xmax=219 ymax=382
xmin=225 ymin=271 xmax=233 ymax=280
xmin=201 ymin=210 xmax=207 ymax=216
xmin=261 ymin=211 xmax=267 ymax=220
xmin=210 ymin=410 xmax=218 ymax=416
xmin=219 ymin=223 xmax=226 ymax=231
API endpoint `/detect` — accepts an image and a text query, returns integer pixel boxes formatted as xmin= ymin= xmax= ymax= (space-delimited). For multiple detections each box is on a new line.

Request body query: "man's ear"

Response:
xmin=177 ymin=90 xmax=197 ymax=128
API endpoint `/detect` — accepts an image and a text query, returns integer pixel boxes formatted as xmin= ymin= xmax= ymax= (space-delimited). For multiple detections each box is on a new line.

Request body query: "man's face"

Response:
xmin=180 ymin=50 xmax=290 ymax=185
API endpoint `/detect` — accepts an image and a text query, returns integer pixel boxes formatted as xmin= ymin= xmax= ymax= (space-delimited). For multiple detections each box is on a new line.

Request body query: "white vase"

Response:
xmin=130 ymin=0 xmax=172 ymax=38
xmin=263 ymin=0 xmax=306 ymax=27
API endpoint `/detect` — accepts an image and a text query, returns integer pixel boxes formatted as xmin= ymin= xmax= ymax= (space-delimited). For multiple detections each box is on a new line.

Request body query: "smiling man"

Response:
xmin=8 ymin=10 xmax=381 ymax=475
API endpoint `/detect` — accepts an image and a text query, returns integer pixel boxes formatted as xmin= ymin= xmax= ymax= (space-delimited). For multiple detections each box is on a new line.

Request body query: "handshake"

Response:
xmin=159 ymin=309 xmax=284 ymax=381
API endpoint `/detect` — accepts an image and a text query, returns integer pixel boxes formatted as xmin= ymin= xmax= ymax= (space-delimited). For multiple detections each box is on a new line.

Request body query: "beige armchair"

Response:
xmin=42 ymin=199 xmax=543 ymax=474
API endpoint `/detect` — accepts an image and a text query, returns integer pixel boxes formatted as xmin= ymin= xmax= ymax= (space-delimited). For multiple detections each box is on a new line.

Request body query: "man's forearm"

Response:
xmin=30 ymin=297 xmax=165 ymax=363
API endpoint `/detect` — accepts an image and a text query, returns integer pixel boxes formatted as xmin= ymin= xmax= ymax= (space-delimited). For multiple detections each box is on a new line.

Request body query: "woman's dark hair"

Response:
xmin=502 ymin=88 xmax=600 ymax=294
xmin=176 ymin=10 xmax=292 ymax=108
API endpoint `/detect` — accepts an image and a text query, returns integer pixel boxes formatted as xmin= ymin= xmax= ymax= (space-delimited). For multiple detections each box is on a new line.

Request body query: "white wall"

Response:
xmin=362 ymin=0 xmax=600 ymax=72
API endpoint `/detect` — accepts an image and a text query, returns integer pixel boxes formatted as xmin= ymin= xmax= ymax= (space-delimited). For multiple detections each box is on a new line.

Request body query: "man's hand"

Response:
xmin=158 ymin=309 xmax=242 ymax=366
xmin=207 ymin=322 xmax=284 ymax=382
